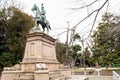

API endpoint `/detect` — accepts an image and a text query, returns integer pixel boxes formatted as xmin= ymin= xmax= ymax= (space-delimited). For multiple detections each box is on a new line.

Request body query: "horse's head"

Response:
xmin=31 ymin=4 xmax=38 ymax=11
xmin=31 ymin=4 xmax=42 ymax=20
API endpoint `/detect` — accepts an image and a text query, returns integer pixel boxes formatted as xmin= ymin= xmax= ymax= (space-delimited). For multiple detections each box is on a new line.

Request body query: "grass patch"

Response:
xmin=100 ymin=69 xmax=120 ymax=76
xmin=101 ymin=69 xmax=120 ymax=72
xmin=71 ymin=68 xmax=94 ymax=73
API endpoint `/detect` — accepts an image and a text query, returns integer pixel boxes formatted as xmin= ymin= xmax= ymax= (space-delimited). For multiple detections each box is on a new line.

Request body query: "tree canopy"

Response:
xmin=92 ymin=13 xmax=120 ymax=66
xmin=0 ymin=6 xmax=34 ymax=68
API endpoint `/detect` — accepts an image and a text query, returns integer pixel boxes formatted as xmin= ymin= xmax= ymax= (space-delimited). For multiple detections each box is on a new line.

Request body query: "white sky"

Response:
xmin=17 ymin=0 xmax=120 ymax=43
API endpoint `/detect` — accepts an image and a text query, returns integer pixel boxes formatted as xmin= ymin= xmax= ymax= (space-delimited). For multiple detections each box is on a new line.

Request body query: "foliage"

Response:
xmin=84 ymin=47 xmax=91 ymax=67
xmin=55 ymin=41 xmax=66 ymax=63
xmin=0 ymin=52 xmax=19 ymax=68
xmin=71 ymin=68 xmax=94 ymax=73
xmin=92 ymin=12 xmax=120 ymax=66
xmin=68 ymin=33 xmax=82 ymax=66
xmin=73 ymin=33 xmax=81 ymax=42
xmin=84 ymin=47 xmax=91 ymax=59
xmin=69 ymin=44 xmax=81 ymax=59
xmin=55 ymin=40 xmax=82 ymax=65
xmin=0 ymin=6 xmax=34 ymax=68
xmin=68 ymin=44 xmax=82 ymax=67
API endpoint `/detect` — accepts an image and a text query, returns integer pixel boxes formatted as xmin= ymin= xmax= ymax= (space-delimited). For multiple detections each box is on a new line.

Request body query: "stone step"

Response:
xmin=14 ymin=79 xmax=34 ymax=80
xmin=14 ymin=73 xmax=34 ymax=80
xmin=54 ymin=76 xmax=66 ymax=80
xmin=20 ymin=75 xmax=34 ymax=79
xmin=49 ymin=74 xmax=66 ymax=80
xmin=49 ymin=70 xmax=66 ymax=80
xmin=49 ymin=70 xmax=61 ymax=78
xmin=49 ymin=70 xmax=61 ymax=75
xmin=14 ymin=77 xmax=33 ymax=80
xmin=21 ymin=73 xmax=34 ymax=76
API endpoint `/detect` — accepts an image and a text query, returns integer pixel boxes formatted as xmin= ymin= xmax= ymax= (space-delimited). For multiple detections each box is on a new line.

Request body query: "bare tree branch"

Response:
xmin=86 ymin=41 xmax=93 ymax=54
xmin=72 ymin=9 xmax=97 ymax=29
xmin=87 ymin=0 xmax=109 ymax=39
xmin=52 ymin=30 xmax=67 ymax=37
xmin=71 ymin=0 xmax=109 ymax=38
xmin=52 ymin=0 xmax=109 ymax=44
xmin=70 ymin=0 xmax=98 ymax=10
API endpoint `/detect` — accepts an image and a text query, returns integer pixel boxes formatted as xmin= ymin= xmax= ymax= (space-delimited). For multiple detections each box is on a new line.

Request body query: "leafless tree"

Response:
xmin=0 ymin=0 xmax=23 ymax=10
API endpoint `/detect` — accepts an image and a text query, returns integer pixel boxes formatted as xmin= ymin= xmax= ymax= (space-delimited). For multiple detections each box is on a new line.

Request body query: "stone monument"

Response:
xmin=1 ymin=4 xmax=71 ymax=80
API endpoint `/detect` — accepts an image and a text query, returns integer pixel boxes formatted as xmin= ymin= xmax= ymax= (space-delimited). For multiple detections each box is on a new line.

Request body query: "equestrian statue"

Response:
xmin=30 ymin=3 xmax=51 ymax=33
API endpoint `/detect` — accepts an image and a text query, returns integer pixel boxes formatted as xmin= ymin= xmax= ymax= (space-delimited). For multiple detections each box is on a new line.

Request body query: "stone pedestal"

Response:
xmin=34 ymin=70 xmax=49 ymax=80
xmin=1 ymin=71 xmax=22 ymax=80
xmin=23 ymin=32 xmax=57 ymax=62
xmin=1 ymin=32 xmax=71 ymax=80
xmin=21 ymin=32 xmax=59 ymax=71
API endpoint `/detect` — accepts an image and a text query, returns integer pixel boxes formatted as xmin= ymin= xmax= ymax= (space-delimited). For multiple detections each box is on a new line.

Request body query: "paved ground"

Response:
xmin=69 ymin=75 xmax=88 ymax=80
xmin=69 ymin=75 xmax=113 ymax=80
xmin=0 ymin=67 xmax=119 ymax=80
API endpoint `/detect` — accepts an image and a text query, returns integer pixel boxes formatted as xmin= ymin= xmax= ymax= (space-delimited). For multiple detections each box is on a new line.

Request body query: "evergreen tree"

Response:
xmin=92 ymin=13 xmax=120 ymax=66
xmin=0 ymin=6 xmax=34 ymax=68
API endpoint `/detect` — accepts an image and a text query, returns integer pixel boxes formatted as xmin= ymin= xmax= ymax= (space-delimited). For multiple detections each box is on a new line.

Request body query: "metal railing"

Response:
xmin=113 ymin=71 xmax=120 ymax=80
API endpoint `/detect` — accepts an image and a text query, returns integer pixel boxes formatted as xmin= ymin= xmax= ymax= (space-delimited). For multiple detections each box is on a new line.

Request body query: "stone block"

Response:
xmin=34 ymin=70 xmax=49 ymax=80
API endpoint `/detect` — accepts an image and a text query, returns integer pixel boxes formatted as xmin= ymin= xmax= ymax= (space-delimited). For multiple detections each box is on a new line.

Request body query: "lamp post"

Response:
xmin=81 ymin=40 xmax=86 ymax=75
xmin=65 ymin=21 xmax=69 ymax=65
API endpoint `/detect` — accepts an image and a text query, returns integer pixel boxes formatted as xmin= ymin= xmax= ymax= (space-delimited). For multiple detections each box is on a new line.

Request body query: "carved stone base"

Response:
xmin=1 ymin=32 xmax=71 ymax=80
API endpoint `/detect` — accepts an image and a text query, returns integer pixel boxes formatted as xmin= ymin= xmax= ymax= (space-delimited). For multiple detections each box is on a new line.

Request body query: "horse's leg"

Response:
xmin=47 ymin=27 xmax=49 ymax=34
xmin=36 ymin=21 xmax=39 ymax=29
xmin=43 ymin=28 xmax=45 ymax=32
